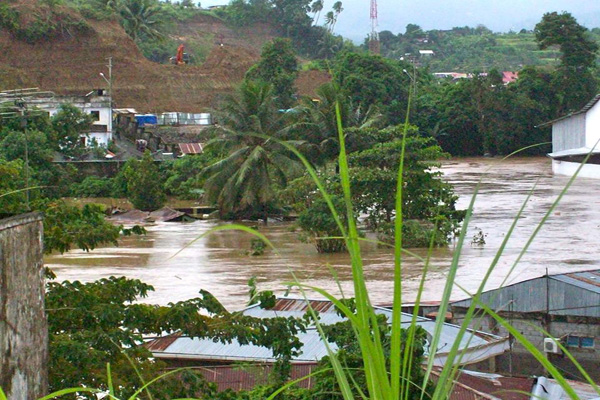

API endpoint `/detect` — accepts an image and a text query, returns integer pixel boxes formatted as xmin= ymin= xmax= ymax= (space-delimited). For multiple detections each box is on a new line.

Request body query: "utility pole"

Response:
xmin=107 ymin=57 xmax=112 ymax=99
xmin=100 ymin=57 xmax=113 ymax=142
xmin=21 ymin=112 xmax=30 ymax=211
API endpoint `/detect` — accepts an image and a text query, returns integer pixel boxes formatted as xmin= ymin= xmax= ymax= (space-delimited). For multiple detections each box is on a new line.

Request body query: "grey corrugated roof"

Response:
xmin=242 ymin=298 xmax=426 ymax=325
xmin=537 ymin=93 xmax=600 ymax=128
xmin=159 ymin=329 xmax=332 ymax=363
xmin=150 ymin=298 xmax=504 ymax=363
xmin=551 ymin=270 xmax=600 ymax=294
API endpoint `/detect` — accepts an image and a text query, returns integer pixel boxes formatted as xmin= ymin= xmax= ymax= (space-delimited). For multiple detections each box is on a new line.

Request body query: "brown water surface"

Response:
xmin=47 ymin=157 xmax=600 ymax=309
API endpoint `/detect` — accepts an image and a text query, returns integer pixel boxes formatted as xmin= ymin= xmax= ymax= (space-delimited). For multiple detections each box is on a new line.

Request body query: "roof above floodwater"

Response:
xmin=147 ymin=297 xmax=509 ymax=366
xmin=452 ymin=269 xmax=600 ymax=317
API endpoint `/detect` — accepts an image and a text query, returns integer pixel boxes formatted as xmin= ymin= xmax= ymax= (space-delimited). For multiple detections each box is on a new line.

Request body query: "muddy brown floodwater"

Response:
xmin=47 ymin=157 xmax=600 ymax=310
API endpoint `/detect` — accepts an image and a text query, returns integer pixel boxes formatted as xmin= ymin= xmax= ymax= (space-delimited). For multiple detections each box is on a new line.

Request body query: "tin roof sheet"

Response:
xmin=156 ymin=329 xmax=331 ymax=363
xmin=150 ymin=298 xmax=505 ymax=363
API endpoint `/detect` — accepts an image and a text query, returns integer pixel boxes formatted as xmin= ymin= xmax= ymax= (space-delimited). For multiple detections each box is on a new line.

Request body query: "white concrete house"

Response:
xmin=30 ymin=89 xmax=112 ymax=147
xmin=543 ymin=94 xmax=600 ymax=178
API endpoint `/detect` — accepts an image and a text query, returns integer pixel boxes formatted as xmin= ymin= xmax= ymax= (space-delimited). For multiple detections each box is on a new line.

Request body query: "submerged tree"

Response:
xmin=121 ymin=150 xmax=166 ymax=211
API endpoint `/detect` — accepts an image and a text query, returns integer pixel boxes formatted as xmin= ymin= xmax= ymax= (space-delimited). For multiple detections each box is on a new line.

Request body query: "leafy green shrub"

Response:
xmin=0 ymin=3 xmax=93 ymax=44
xmin=0 ymin=3 xmax=19 ymax=32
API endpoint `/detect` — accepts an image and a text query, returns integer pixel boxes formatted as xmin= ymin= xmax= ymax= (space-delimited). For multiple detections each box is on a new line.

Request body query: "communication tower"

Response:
xmin=368 ymin=0 xmax=380 ymax=54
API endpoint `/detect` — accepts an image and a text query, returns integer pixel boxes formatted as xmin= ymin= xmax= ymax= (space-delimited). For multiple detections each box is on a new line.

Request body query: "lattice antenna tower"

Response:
xmin=368 ymin=0 xmax=380 ymax=54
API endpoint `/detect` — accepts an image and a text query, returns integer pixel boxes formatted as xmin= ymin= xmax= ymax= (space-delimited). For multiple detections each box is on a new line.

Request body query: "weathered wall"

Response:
xmin=452 ymin=308 xmax=600 ymax=381
xmin=0 ymin=213 xmax=47 ymax=399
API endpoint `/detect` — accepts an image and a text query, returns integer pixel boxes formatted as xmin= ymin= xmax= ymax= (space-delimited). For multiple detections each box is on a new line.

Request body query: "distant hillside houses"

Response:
xmin=432 ymin=71 xmax=519 ymax=84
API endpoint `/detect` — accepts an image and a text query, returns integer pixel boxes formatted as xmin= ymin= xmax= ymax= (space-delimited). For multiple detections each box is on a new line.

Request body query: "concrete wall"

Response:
xmin=452 ymin=308 xmax=600 ymax=381
xmin=0 ymin=213 xmax=48 ymax=399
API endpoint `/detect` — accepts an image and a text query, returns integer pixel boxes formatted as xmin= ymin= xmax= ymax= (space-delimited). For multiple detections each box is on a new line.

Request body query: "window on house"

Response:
xmin=566 ymin=335 xmax=595 ymax=349
xmin=90 ymin=111 xmax=100 ymax=122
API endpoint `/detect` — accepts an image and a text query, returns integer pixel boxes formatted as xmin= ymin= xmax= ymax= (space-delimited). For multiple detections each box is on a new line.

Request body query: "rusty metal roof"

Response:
xmin=178 ymin=143 xmax=204 ymax=154
xmin=144 ymin=333 xmax=181 ymax=351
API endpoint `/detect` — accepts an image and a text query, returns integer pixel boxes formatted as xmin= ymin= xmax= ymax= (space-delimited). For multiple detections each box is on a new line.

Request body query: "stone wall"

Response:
xmin=0 ymin=213 xmax=47 ymax=399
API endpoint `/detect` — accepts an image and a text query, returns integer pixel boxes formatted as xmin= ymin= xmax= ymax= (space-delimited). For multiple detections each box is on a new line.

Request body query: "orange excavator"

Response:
xmin=170 ymin=44 xmax=190 ymax=65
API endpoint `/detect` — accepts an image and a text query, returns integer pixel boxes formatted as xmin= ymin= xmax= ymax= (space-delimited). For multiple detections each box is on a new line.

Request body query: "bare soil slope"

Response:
xmin=0 ymin=8 xmax=273 ymax=112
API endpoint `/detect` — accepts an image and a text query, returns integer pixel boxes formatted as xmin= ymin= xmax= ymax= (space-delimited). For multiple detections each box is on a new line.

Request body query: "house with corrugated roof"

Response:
xmin=540 ymin=94 xmax=600 ymax=178
xmin=146 ymin=297 xmax=509 ymax=391
xmin=451 ymin=269 xmax=600 ymax=381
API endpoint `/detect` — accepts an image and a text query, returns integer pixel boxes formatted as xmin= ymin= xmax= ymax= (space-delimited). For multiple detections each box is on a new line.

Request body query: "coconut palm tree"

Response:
xmin=203 ymin=81 xmax=303 ymax=220
xmin=297 ymin=82 xmax=384 ymax=163
xmin=311 ymin=0 xmax=324 ymax=26
xmin=324 ymin=11 xmax=335 ymax=33
xmin=117 ymin=0 xmax=164 ymax=42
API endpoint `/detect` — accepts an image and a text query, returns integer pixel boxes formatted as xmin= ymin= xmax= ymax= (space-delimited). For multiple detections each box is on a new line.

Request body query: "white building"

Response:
xmin=30 ymin=89 xmax=113 ymax=147
xmin=543 ymin=94 xmax=600 ymax=178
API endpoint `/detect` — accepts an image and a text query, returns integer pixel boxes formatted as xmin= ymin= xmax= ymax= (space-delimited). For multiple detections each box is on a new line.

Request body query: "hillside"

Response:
xmin=0 ymin=3 xmax=327 ymax=112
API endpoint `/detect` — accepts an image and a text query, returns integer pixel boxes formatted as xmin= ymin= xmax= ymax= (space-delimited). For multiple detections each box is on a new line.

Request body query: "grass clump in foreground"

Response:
xmin=6 ymin=94 xmax=600 ymax=400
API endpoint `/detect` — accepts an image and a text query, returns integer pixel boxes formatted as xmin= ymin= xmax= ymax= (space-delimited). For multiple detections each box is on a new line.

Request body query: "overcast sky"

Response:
xmin=199 ymin=0 xmax=600 ymax=43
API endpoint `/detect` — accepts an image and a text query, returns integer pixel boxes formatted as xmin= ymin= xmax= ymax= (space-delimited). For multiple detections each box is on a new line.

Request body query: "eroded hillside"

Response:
xmin=0 ymin=4 xmax=326 ymax=112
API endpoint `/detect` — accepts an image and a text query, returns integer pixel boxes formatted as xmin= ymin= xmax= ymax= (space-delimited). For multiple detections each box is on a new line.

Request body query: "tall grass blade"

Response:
xmin=38 ymin=388 xmax=101 ymax=400
xmin=392 ymin=73 xmax=412 ymax=400
xmin=422 ymin=182 xmax=478 ymax=400
xmin=107 ymin=363 xmax=115 ymax=398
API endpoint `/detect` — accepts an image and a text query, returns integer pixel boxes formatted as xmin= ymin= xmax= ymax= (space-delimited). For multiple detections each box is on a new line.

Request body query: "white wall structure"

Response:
xmin=545 ymin=94 xmax=600 ymax=178
xmin=30 ymin=90 xmax=112 ymax=147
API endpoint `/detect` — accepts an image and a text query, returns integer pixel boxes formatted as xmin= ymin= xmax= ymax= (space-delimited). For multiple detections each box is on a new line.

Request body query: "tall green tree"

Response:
xmin=51 ymin=103 xmax=92 ymax=158
xmin=535 ymin=12 xmax=599 ymax=113
xmin=122 ymin=151 xmax=166 ymax=211
xmin=333 ymin=52 xmax=411 ymax=124
xmin=246 ymin=38 xmax=299 ymax=109
xmin=203 ymin=80 xmax=303 ymax=220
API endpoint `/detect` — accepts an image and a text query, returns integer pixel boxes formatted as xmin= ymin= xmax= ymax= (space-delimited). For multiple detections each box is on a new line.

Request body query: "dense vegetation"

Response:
xmin=375 ymin=22 xmax=600 ymax=73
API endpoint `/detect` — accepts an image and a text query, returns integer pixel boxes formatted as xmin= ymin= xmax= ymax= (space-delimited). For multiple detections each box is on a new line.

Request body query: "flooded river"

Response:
xmin=46 ymin=157 xmax=600 ymax=310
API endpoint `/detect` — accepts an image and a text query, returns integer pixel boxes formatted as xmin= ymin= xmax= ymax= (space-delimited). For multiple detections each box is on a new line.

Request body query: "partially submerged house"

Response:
xmin=146 ymin=297 xmax=509 ymax=391
xmin=30 ymin=89 xmax=113 ymax=147
xmin=542 ymin=94 xmax=600 ymax=178
xmin=451 ymin=269 xmax=600 ymax=381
